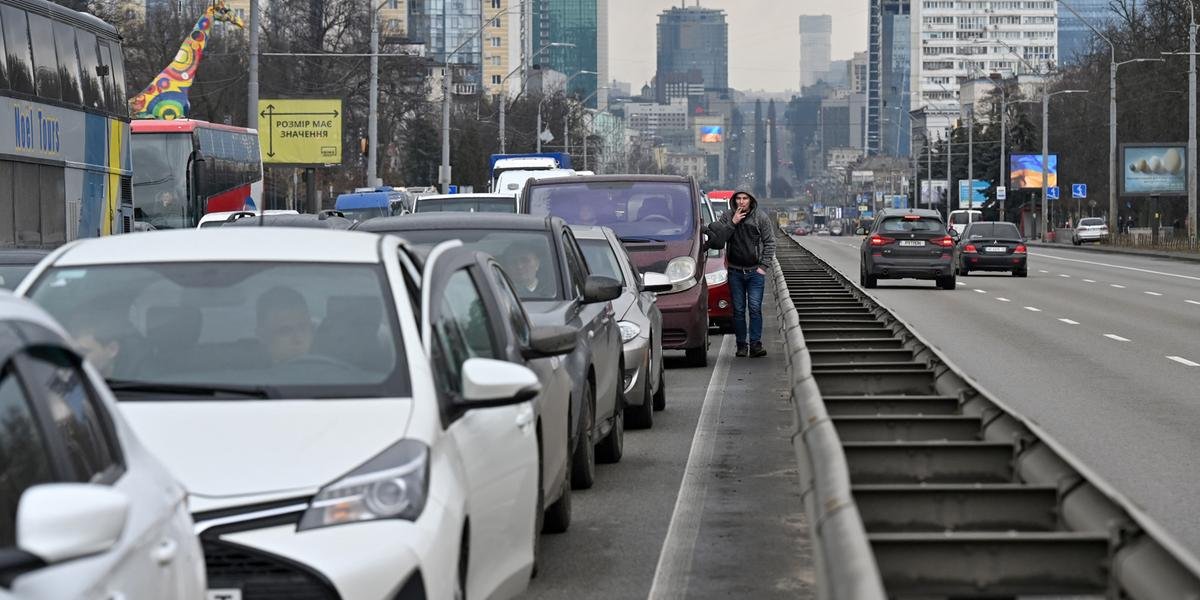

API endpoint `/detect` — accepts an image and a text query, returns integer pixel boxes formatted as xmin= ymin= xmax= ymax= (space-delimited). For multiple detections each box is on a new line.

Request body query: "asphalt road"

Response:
xmin=525 ymin=290 xmax=813 ymax=599
xmin=796 ymin=234 xmax=1200 ymax=555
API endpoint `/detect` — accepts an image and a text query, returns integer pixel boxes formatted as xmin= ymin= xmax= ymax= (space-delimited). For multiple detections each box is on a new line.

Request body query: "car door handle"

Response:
xmin=516 ymin=407 xmax=534 ymax=428
xmin=153 ymin=539 xmax=178 ymax=565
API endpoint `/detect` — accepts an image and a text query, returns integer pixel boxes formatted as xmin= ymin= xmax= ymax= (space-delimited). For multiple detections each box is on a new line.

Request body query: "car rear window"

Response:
xmin=1079 ymin=218 xmax=1105 ymax=226
xmin=879 ymin=217 xmax=946 ymax=234
xmin=966 ymin=223 xmax=1021 ymax=239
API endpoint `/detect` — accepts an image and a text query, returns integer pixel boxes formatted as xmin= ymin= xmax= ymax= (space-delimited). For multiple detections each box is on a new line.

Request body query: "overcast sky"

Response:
xmin=607 ymin=1 xmax=868 ymax=93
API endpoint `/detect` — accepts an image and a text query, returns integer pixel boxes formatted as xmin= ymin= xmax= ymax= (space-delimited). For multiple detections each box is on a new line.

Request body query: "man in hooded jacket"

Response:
xmin=706 ymin=190 xmax=775 ymax=357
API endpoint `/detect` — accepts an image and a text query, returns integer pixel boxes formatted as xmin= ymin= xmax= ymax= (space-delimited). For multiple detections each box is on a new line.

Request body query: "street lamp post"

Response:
xmin=1162 ymin=1 xmax=1198 ymax=240
xmin=1043 ymin=89 xmax=1088 ymax=240
xmin=497 ymin=42 xmax=574 ymax=154
xmin=537 ymin=70 xmax=597 ymax=153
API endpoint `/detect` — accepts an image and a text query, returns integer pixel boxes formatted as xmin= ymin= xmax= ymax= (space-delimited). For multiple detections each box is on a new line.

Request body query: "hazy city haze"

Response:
xmin=607 ymin=0 xmax=868 ymax=92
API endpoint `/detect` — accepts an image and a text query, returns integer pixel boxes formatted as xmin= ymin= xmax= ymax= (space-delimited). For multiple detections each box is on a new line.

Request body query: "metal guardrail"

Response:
xmin=772 ymin=232 xmax=1200 ymax=598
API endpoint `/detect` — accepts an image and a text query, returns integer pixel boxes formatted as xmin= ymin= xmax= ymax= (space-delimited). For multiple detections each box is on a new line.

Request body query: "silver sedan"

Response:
xmin=571 ymin=225 xmax=672 ymax=429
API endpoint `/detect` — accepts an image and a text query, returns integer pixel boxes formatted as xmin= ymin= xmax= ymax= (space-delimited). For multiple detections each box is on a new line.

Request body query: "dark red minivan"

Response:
xmin=521 ymin=175 xmax=710 ymax=366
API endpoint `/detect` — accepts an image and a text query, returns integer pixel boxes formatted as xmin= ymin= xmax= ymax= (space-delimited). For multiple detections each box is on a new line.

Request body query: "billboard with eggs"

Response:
xmin=1120 ymin=144 xmax=1187 ymax=196
xmin=699 ymin=126 xmax=723 ymax=143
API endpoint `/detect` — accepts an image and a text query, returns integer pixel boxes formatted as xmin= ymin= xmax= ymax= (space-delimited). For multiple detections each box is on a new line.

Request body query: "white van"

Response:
xmin=495 ymin=168 xmax=577 ymax=199
xmin=948 ymin=209 xmax=984 ymax=236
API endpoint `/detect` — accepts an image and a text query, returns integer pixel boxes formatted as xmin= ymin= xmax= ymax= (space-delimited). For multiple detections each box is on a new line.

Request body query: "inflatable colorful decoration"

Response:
xmin=129 ymin=1 xmax=245 ymax=120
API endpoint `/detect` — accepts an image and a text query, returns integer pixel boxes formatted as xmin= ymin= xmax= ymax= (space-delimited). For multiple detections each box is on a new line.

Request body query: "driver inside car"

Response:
xmin=637 ymin=196 xmax=672 ymax=221
xmin=256 ymin=285 xmax=315 ymax=364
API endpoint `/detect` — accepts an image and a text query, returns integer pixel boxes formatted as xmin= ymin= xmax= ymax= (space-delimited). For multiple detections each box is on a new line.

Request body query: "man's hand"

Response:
xmin=756 ymin=267 xmax=766 ymax=275
xmin=733 ymin=207 xmax=748 ymax=225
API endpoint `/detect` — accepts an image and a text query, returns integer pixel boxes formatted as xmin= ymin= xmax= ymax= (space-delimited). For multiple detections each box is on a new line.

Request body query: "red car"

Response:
xmin=705 ymin=248 xmax=732 ymax=332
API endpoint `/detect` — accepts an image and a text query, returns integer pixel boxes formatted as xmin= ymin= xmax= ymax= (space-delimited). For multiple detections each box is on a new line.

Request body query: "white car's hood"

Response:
xmin=119 ymin=399 xmax=413 ymax=498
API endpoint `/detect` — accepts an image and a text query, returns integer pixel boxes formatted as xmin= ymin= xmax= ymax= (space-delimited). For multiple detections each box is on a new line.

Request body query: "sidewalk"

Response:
xmin=1026 ymin=239 xmax=1200 ymax=264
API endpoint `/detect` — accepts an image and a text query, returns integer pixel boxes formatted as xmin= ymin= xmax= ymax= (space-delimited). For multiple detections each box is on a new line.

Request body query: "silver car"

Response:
xmin=572 ymin=226 xmax=672 ymax=429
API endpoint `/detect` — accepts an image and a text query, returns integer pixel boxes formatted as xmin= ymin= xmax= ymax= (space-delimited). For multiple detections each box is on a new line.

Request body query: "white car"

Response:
xmin=412 ymin=193 xmax=518 ymax=214
xmin=196 ymin=210 xmax=299 ymax=228
xmin=0 ymin=294 xmax=205 ymax=600
xmin=18 ymin=228 xmax=548 ymax=600
xmin=1072 ymin=217 xmax=1109 ymax=245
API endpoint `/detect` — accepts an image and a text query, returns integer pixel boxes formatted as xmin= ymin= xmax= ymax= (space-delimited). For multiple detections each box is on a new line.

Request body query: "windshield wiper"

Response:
xmin=107 ymin=379 xmax=277 ymax=399
xmin=619 ymin=236 xmax=666 ymax=243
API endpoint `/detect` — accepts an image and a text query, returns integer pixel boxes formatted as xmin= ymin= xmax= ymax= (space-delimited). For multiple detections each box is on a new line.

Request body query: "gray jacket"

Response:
xmin=706 ymin=191 xmax=776 ymax=272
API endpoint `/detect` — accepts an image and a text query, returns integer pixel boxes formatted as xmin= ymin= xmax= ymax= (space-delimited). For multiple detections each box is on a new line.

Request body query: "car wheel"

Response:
xmin=596 ymin=401 xmax=624 ymax=464
xmin=542 ymin=459 xmax=571 ymax=534
xmin=652 ymin=358 xmax=666 ymax=411
xmin=1073 ymin=237 xmax=1081 ymax=246
xmin=626 ymin=355 xmax=654 ymax=429
xmin=570 ymin=386 xmax=596 ymax=490
xmin=1014 ymin=268 xmax=1028 ymax=278
xmin=685 ymin=345 xmax=707 ymax=367
xmin=455 ymin=527 xmax=469 ymax=599
xmin=532 ymin=449 xmax=543 ymax=578
xmin=861 ymin=264 xmax=878 ymax=289
xmin=938 ymin=275 xmax=957 ymax=290
xmin=959 ymin=263 xmax=969 ymax=276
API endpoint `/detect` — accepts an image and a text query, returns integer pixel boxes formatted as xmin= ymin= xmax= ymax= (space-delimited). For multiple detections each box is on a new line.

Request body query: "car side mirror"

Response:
xmin=460 ymin=358 xmax=541 ymax=406
xmin=523 ymin=325 xmax=577 ymax=359
xmin=17 ymin=484 xmax=129 ymax=565
xmin=855 ymin=227 xmax=867 ymax=235
xmin=641 ymin=272 xmax=673 ymax=294
xmin=949 ymin=229 xmax=961 ymax=240
xmin=583 ymin=275 xmax=622 ymax=304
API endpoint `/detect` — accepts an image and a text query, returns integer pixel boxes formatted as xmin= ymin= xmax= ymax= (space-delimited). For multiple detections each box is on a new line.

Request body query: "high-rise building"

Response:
xmin=482 ymin=0 xmax=522 ymax=96
xmin=850 ymin=51 xmax=869 ymax=94
xmin=912 ymin=0 xmax=1057 ymax=138
xmin=1057 ymin=0 xmax=1114 ymax=64
xmin=867 ymin=0 xmax=910 ymax=157
xmin=799 ymin=15 xmax=832 ymax=89
xmin=656 ymin=5 xmax=728 ymax=102
xmin=379 ymin=0 xmax=408 ymax=39
xmin=531 ymin=0 xmax=601 ymax=105
xmin=409 ymin=0 xmax=485 ymax=89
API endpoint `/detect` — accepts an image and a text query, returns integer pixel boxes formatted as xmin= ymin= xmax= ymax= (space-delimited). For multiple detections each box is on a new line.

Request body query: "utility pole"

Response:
xmin=1043 ymin=89 xmax=1089 ymax=240
xmin=368 ymin=0 xmax=379 ymax=187
xmin=967 ymin=104 xmax=973 ymax=209
xmin=1190 ymin=3 xmax=1197 ymax=240
xmin=926 ymin=137 xmax=933 ymax=209
xmin=247 ymin=0 xmax=259 ymax=131
xmin=945 ymin=129 xmax=952 ymax=219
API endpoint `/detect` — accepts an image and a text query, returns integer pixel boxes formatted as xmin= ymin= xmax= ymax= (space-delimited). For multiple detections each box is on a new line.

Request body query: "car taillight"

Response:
xmin=869 ymin=234 xmax=894 ymax=246
xmin=934 ymin=236 xmax=955 ymax=248
xmin=963 ymin=244 xmax=978 ymax=253
xmin=1014 ymin=244 xmax=1027 ymax=254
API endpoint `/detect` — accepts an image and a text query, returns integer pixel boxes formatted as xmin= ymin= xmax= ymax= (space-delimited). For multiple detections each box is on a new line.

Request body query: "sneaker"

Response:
xmin=749 ymin=342 xmax=767 ymax=358
xmin=735 ymin=344 xmax=748 ymax=357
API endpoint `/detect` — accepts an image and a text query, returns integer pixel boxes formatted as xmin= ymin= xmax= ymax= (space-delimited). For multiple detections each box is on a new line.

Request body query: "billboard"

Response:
xmin=1120 ymin=144 xmax=1187 ymax=196
xmin=699 ymin=126 xmax=723 ymax=143
xmin=957 ymin=179 xmax=989 ymax=208
xmin=920 ymin=179 xmax=948 ymax=206
xmin=257 ymin=99 xmax=343 ymax=165
xmin=1010 ymin=153 xmax=1058 ymax=189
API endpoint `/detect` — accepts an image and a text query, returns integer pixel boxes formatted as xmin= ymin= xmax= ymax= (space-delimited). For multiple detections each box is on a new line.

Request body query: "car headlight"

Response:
xmin=665 ymin=256 xmax=696 ymax=283
xmin=297 ymin=439 xmax=429 ymax=532
xmin=618 ymin=321 xmax=641 ymax=343
xmin=705 ymin=268 xmax=728 ymax=286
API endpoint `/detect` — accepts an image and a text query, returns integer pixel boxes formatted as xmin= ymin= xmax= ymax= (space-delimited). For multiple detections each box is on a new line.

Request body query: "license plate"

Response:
xmin=208 ymin=591 xmax=242 ymax=600
xmin=898 ymin=240 xmax=925 ymax=247
xmin=984 ymin=246 xmax=1007 ymax=253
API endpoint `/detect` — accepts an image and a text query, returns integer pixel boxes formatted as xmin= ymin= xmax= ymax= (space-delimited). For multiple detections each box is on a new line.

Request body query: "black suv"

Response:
xmin=859 ymin=208 xmax=957 ymax=290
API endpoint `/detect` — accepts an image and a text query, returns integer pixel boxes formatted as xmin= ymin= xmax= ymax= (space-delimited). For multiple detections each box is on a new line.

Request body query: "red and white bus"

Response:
xmin=131 ymin=119 xmax=263 ymax=229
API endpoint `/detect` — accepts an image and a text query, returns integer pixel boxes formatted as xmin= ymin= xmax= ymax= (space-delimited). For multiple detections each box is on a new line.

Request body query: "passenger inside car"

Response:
xmin=256 ymin=286 xmax=315 ymax=365
xmin=501 ymin=242 xmax=556 ymax=298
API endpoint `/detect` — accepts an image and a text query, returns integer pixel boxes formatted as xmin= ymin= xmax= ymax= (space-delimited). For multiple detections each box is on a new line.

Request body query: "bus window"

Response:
xmin=1 ymin=6 xmax=34 ymax=95
xmin=97 ymin=40 xmax=116 ymax=112
xmin=108 ymin=41 xmax=125 ymax=108
xmin=27 ymin=13 xmax=59 ymax=101
xmin=53 ymin=22 xmax=82 ymax=105
xmin=0 ymin=10 xmax=9 ymax=90
xmin=76 ymin=30 xmax=103 ymax=109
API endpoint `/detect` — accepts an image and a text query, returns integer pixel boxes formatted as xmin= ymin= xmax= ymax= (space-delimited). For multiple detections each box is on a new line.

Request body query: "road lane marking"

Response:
xmin=1188 ymin=300 xmax=1200 ymax=306
xmin=1167 ymin=356 xmax=1200 ymax=367
xmin=996 ymin=297 xmax=1011 ymax=302
xmin=649 ymin=334 xmax=734 ymax=598
xmin=1031 ymin=252 xmax=1200 ymax=282
xmin=1059 ymin=318 xmax=1080 ymax=325
xmin=1024 ymin=306 xmax=1042 ymax=312
xmin=1145 ymin=291 xmax=1163 ymax=296
xmin=1111 ymin=284 xmax=1126 ymax=289
xmin=1104 ymin=334 xmax=1131 ymax=342
xmin=973 ymin=288 xmax=987 ymax=293
xmin=1039 ymin=269 xmax=1049 ymax=273
xmin=1059 ymin=274 xmax=1071 ymax=278
xmin=1083 ymin=279 xmax=1096 ymax=283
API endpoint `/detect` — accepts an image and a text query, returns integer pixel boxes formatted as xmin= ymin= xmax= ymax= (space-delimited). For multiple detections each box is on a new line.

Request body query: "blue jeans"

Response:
xmin=728 ymin=268 xmax=764 ymax=345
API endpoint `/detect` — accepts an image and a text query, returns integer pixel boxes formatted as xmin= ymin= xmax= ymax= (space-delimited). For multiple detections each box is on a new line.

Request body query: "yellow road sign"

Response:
xmin=257 ymin=99 xmax=342 ymax=165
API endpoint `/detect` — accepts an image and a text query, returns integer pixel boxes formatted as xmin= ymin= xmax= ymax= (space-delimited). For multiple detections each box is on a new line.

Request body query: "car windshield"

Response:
xmin=527 ymin=181 xmax=695 ymax=241
xmin=880 ymin=217 xmax=947 ymax=234
xmin=131 ymin=133 xmax=192 ymax=230
xmin=416 ymin=197 xmax=516 ymax=213
xmin=27 ymin=262 xmax=410 ymax=398
xmin=949 ymin=212 xmax=980 ymax=225
xmin=1079 ymin=218 xmax=1105 ymax=227
xmin=967 ymin=223 xmax=1021 ymax=239
xmin=390 ymin=229 xmax=561 ymax=301
xmin=577 ymin=238 xmax=625 ymax=285
xmin=0 ymin=265 xmax=34 ymax=290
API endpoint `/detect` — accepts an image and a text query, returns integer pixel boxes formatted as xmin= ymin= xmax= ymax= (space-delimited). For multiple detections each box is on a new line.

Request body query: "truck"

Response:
xmin=489 ymin=153 xmax=572 ymax=190
xmin=334 ymin=187 xmax=412 ymax=222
